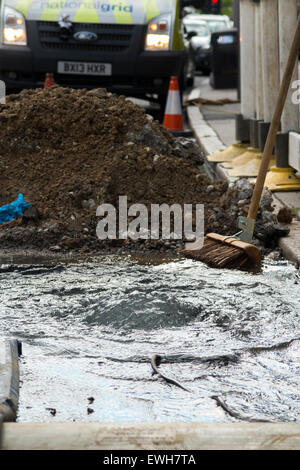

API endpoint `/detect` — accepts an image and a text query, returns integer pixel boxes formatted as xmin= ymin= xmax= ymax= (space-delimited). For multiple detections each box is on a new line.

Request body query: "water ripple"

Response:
xmin=0 ymin=256 xmax=299 ymax=422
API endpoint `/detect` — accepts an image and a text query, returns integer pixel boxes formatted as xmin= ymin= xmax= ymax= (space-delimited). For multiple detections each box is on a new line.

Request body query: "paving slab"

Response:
xmin=207 ymin=118 xmax=237 ymax=147
xmin=273 ymin=192 xmax=300 ymax=210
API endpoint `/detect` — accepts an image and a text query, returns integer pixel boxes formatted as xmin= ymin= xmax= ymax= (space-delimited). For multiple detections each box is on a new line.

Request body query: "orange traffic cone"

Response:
xmin=44 ymin=73 xmax=55 ymax=88
xmin=163 ymin=76 xmax=184 ymax=132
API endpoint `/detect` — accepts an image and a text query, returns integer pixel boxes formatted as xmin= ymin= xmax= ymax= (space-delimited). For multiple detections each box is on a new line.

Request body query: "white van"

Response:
xmin=0 ymin=0 xmax=201 ymax=104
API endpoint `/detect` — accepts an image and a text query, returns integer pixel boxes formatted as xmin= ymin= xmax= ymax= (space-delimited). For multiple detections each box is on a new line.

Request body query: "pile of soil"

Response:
xmin=0 ymin=86 xmax=287 ymax=255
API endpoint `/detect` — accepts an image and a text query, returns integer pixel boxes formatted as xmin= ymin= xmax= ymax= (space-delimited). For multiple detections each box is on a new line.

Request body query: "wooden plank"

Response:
xmin=1 ymin=422 xmax=300 ymax=450
xmin=0 ymin=339 xmax=20 ymax=422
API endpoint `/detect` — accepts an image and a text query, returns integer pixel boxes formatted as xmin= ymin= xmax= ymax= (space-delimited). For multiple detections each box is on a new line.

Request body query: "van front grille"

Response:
xmin=37 ymin=21 xmax=135 ymax=52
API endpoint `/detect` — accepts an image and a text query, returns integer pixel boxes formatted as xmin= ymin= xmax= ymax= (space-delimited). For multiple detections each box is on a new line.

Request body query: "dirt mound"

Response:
xmin=0 ymin=86 xmax=285 ymax=255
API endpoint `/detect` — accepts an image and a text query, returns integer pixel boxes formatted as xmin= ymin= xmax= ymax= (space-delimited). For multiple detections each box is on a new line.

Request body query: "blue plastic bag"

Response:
xmin=0 ymin=193 xmax=32 ymax=224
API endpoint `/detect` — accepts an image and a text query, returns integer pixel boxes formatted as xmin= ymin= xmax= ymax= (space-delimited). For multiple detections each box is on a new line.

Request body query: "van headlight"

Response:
xmin=2 ymin=6 xmax=27 ymax=46
xmin=145 ymin=14 xmax=171 ymax=51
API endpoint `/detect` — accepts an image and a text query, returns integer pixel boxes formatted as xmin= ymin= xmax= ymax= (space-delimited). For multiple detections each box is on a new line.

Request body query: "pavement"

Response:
xmin=187 ymin=75 xmax=300 ymax=266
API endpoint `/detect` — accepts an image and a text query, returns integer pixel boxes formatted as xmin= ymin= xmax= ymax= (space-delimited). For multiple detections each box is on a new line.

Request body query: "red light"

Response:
xmin=212 ymin=0 xmax=218 ymax=3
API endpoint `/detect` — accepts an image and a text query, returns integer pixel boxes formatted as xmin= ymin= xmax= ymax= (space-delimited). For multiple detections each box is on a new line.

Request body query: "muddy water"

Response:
xmin=0 ymin=254 xmax=299 ymax=423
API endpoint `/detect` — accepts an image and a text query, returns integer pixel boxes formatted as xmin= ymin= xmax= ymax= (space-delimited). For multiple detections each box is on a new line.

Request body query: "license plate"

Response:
xmin=57 ymin=61 xmax=112 ymax=76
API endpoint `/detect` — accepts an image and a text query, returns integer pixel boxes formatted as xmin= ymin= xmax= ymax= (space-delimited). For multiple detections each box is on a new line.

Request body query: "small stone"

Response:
xmin=22 ymin=206 xmax=39 ymax=221
xmin=235 ymin=178 xmax=253 ymax=199
xmin=88 ymin=199 xmax=96 ymax=209
xmin=277 ymin=207 xmax=293 ymax=224
xmin=153 ymin=155 xmax=160 ymax=163
xmin=239 ymin=190 xmax=252 ymax=200
xmin=49 ymin=245 xmax=61 ymax=251
xmin=263 ymin=210 xmax=276 ymax=223
xmin=86 ymin=88 xmax=107 ymax=97
xmin=266 ymin=251 xmax=281 ymax=260
xmin=238 ymin=199 xmax=248 ymax=208
xmin=62 ymin=237 xmax=79 ymax=249
xmin=206 ymin=185 xmax=214 ymax=193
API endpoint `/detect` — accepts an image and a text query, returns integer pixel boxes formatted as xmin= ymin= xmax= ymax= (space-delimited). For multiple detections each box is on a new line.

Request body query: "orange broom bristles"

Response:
xmin=182 ymin=234 xmax=262 ymax=271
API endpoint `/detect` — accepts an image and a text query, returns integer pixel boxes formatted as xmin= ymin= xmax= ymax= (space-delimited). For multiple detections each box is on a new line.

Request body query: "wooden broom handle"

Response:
xmin=248 ymin=14 xmax=300 ymax=220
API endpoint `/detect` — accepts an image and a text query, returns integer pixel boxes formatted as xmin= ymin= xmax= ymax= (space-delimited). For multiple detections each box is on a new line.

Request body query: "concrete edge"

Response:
xmin=187 ymin=101 xmax=300 ymax=267
xmin=278 ymin=224 xmax=300 ymax=266
xmin=2 ymin=422 xmax=300 ymax=450
xmin=187 ymin=106 xmax=225 ymax=161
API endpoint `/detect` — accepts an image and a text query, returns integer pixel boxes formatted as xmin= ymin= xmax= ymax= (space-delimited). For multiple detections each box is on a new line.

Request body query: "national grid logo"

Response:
xmin=40 ymin=1 xmax=134 ymax=12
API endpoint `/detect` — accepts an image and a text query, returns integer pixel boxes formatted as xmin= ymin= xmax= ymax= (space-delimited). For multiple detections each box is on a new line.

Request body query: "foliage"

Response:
xmin=222 ymin=0 xmax=233 ymax=18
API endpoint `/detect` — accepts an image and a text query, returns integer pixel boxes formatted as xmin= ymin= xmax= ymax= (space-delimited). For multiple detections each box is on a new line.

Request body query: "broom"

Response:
xmin=183 ymin=14 xmax=300 ymax=270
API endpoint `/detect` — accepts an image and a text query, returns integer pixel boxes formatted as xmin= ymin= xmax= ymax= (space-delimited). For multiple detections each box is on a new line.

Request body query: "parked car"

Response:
xmin=183 ymin=16 xmax=211 ymax=74
xmin=196 ymin=14 xmax=232 ymax=34
xmin=183 ymin=13 xmax=232 ymax=75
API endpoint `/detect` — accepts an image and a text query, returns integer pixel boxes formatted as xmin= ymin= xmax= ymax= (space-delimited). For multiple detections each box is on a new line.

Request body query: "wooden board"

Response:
xmin=0 ymin=339 xmax=20 ymax=423
xmin=1 ymin=422 xmax=300 ymax=450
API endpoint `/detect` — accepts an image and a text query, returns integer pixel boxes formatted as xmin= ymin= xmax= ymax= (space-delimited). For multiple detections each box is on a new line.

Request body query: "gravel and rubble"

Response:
xmin=0 ymin=86 xmax=290 ymax=257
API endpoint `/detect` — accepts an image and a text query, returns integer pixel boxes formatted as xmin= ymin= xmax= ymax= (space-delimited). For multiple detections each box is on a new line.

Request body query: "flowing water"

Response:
xmin=0 ymin=254 xmax=299 ymax=423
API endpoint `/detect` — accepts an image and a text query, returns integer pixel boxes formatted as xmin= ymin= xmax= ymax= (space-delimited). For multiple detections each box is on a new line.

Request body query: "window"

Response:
xmin=184 ymin=23 xmax=209 ymax=37
xmin=207 ymin=20 xmax=228 ymax=32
